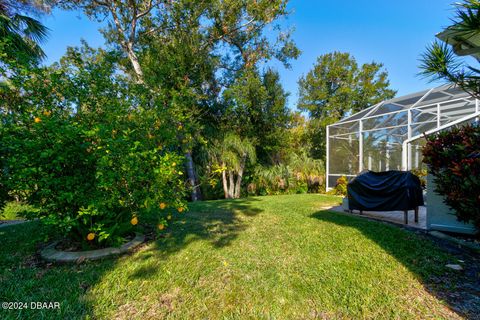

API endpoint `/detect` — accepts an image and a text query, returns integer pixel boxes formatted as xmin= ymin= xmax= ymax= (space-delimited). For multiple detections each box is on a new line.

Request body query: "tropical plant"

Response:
xmin=0 ymin=0 xmax=51 ymax=72
xmin=210 ymin=133 xmax=256 ymax=199
xmin=61 ymin=0 xmax=300 ymax=202
xmin=420 ymin=0 xmax=480 ymax=97
xmin=247 ymin=152 xmax=325 ymax=196
xmin=422 ymin=123 xmax=480 ymax=231
xmin=333 ymin=176 xmax=348 ymax=196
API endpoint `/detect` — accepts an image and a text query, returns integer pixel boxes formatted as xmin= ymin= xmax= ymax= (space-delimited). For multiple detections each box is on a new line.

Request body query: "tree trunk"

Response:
xmin=221 ymin=162 xmax=229 ymax=199
xmin=107 ymin=3 xmax=145 ymax=84
xmin=234 ymin=153 xmax=247 ymax=199
xmin=125 ymin=42 xmax=145 ymax=83
xmin=228 ymin=170 xmax=235 ymax=199
xmin=185 ymin=151 xmax=201 ymax=201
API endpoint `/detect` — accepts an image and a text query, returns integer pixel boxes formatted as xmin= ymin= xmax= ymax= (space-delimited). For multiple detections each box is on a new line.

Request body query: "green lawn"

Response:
xmin=0 ymin=194 xmax=465 ymax=319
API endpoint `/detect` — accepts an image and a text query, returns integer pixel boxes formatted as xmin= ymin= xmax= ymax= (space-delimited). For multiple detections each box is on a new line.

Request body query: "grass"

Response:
xmin=0 ymin=194 xmax=466 ymax=319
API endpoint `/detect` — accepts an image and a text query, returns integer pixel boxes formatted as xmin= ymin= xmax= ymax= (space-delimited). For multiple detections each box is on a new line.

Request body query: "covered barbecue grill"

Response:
xmin=347 ymin=171 xmax=424 ymax=224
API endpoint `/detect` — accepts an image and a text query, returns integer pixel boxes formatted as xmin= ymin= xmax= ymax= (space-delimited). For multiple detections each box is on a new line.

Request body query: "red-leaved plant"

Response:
xmin=422 ymin=123 xmax=480 ymax=232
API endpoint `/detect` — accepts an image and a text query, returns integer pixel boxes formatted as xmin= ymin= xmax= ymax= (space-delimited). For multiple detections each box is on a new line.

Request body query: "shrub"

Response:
xmin=329 ymin=176 xmax=348 ymax=196
xmin=410 ymin=168 xmax=427 ymax=189
xmin=422 ymin=123 xmax=480 ymax=231
xmin=0 ymin=107 xmax=187 ymax=246
xmin=0 ymin=51 xmax=187 ymax=247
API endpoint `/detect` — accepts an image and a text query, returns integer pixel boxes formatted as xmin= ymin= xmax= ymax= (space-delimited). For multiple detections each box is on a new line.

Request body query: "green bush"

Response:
xmin=1 ymin=108 xmax=187 ymax=246
xmin=327 ymin=176 xmax=348 ymax=196
xmin=0 ymin=51 xmax=187 ymax=246
xmin=423 ymin=123 xmax=480 ymax=231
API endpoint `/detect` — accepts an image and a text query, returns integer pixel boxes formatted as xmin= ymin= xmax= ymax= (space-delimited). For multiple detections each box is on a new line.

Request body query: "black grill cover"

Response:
xmin=347 ymin=171 xmax=424 ymax=211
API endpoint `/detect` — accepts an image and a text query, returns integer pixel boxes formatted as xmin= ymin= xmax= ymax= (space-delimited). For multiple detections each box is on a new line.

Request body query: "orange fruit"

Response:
xmin=43 ymin=111 xmax=51 ymax=116
xmin=167 ymin=215 xmax=172 ymax=220
xmin=172 ymin=162 xmax=176 ymax=167
xmin=158 ymin=224 xmax=165 ymax=230
xmin=177 ymin=207 xmax=184 ymax=213
xmin=159 ymin=202 xmax=166 ymax=210
xmin=34 ymin=117 xmax=42 ymax=123
xmin=130 ymin=217 xmax=138 ymax=225
xmin=87 ymin=233 xmax=95 ymax=241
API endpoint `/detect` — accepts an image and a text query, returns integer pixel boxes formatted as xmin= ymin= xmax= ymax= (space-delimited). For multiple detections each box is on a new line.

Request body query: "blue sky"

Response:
xmin=40 ymin=0 xmax=455 ymax=109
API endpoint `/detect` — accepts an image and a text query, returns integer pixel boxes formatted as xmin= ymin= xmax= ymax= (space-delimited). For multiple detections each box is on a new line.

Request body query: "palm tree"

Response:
xmin=420 ymin=0 xmax=480 ymax=97
xmin=0 ymin=0 xmax=50 ymax=66
xmin=211 ymin=133 xmax=256 ymax=199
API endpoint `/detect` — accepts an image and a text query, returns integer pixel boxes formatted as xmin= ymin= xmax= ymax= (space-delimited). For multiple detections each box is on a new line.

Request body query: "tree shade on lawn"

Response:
xmin=0 ymin=194 xmax=473 ymax=319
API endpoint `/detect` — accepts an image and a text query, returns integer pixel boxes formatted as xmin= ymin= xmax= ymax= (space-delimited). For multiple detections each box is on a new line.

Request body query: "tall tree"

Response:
xmin=297 ymin=52 xmax=396 ymax=160
xmin=62 ymin=0 xmax=299 ymax=201
xmin=420 ymin=0 xmax=480 ymax=97
xmin=222 ymin=68 xmax=293 ymax=165
xmin=61 ymin=0 xmax=162 ymax=83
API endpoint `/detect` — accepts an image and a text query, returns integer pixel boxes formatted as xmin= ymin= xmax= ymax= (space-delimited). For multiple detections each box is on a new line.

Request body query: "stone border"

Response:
xmin=41 ymin=233 xmax=145 ymax=263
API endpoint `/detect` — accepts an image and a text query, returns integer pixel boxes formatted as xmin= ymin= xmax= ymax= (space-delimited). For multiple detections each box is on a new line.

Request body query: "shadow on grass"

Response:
xmin=0 ymin=197 xmax=264 ymax=319
xmin=129 ymin=197 xmax=263 ymax=280
xmin=0 ymin=221 xmax=118 ymax=319
xmin=310 ymin=209 xmax=480 ymax=318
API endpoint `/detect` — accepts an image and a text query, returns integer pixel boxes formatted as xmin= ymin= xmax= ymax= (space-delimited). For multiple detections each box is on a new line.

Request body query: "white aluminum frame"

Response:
xmin=326 ymin=85 xmax=478 ymax=190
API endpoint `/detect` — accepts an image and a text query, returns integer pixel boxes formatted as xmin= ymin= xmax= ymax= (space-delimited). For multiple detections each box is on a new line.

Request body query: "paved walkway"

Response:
xmin=329 ymin=205 xmax=427 ymax=230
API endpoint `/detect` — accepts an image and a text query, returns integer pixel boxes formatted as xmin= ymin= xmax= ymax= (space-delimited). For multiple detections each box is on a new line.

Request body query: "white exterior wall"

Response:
xmin=426 ymin=173 xmax=476 ymax=234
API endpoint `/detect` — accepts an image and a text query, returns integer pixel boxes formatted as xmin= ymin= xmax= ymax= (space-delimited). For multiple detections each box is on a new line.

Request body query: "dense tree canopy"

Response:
xmin=0 ymin=0 xmax=400 ymax=245
xmin=56 ymin=0 xmax=300 ymax=201
xmin=298 ymin=52 xmax=396 ymax=159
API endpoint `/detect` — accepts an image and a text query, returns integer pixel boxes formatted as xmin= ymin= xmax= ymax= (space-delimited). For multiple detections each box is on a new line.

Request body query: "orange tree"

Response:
xmin=422 ymin=123 xmax=480 ymax=231
xmin=0 ymin=46 xmax=187 ymax=246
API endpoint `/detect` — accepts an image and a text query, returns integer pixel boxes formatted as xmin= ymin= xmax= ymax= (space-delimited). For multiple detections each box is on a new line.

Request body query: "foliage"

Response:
xmin=210 ymin=133 xmax=256 ymax=199
xmin=221 ymin=69 xmax=294 ymax=164
xmin=410 ymin=168 xmax=427 ymax=189
xmin=0 ymin=0 xmax=51 ymax=74
xmin=248 ymin=152 xmax=325 ymax=196
xmin=422 ymin=123 xmax=480 ymax=231
xmin=0 ymin=201 xmax=37 ymax=220
xmin=61 ymin=0 xmax=300 ymax=202
xmin=420 ymin=0 xmax=480 ymax=97
xmin=330 ymin=176 xmax=348 ymax=196
xmin=298 ymin=52 xmax=396 ymax=160
xmin=0 ymin=46 xmax=187 ymax=246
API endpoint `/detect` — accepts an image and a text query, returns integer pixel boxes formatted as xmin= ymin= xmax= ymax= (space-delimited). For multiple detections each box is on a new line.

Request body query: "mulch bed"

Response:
xmin=423 ymin=233 xmax=480 ymax=318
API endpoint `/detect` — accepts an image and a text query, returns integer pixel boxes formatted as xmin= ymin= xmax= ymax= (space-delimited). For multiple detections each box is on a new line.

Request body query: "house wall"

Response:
xmin=426 ymin=173 xmax=476 ymax=234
